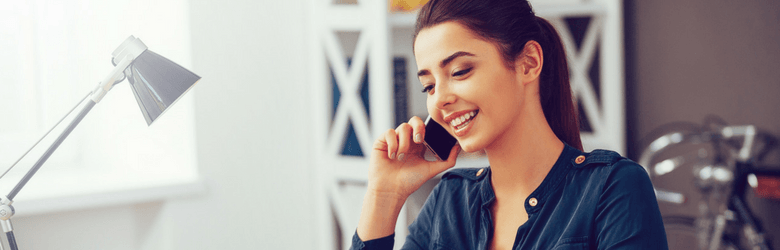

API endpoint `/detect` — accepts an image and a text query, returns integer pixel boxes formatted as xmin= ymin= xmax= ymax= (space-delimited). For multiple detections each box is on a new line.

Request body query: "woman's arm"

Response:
xmin=350 ymin=116 xmax=459 ymax=249
xmin=356 ymin=189 xmax=407 ymax=241
xmin=351 ymin=176 xmax=445 ymax=250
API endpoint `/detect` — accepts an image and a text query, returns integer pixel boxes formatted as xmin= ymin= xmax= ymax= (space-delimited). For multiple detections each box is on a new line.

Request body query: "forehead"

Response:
xmin=414 ymin=21 xmax=494 ymax=67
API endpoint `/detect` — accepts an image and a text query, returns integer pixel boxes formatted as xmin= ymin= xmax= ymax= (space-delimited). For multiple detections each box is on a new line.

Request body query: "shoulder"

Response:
xmin=571 ymin=150 xmax=655 ymax=203
xmin=573 ymin=149 xmax=646 ymax=175
xmin=570 ymin=149 xmax=651 ymax=189
xmin=572 ymin=149 xmax=625 ymax=168
xmin=580 ymin=154 xmax=666 ymax=248
xmin=441 ymin=167 xmax=489 ymax=181
xmin=436 ymin=167 xmax=489 ymax=196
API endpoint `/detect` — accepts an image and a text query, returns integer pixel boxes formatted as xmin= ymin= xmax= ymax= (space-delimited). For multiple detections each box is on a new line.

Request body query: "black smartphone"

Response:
xmin=424 ymin=115 xmax=458 ymax=161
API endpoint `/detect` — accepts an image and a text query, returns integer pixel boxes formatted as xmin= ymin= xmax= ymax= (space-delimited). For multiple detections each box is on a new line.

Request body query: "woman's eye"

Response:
xmin=453 ymin=68 xmax=472 ymax=77
xmin=421 ymin=85 xmax=434 ymax=94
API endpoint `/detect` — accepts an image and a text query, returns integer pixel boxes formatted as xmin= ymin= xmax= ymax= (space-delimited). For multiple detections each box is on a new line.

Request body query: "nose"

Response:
xmin=433 ymin=84 xmax=456 ymax=109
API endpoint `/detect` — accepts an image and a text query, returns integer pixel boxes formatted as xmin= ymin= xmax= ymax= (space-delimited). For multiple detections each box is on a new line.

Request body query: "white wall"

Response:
xmin=175 ymin=0 xmax=316 ymax=248
xmin=10 ymin=0 xmax=318 ymax=249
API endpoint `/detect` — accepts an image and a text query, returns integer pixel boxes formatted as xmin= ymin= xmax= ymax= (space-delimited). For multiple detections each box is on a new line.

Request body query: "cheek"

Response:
xmin=426 ymin=98 xmax=443 ymax=124
xmin=487 ymin=72 xmax=522 ymax=106
xmin=426 ymin=98 xmax=434 ymax=118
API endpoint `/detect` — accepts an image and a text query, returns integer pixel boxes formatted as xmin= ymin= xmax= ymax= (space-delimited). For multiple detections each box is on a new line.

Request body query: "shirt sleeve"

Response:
xmin=400 ymin=180 xmax=443 ymax=249
xmin=595 ymin=159 xmax=669 ymax=250
xmin=349 ymin=232 xmax=395 ymax=250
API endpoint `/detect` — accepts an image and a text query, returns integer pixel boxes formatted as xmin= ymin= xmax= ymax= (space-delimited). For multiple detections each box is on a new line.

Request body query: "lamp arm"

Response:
xmin=7 ymin=100 xmax=97 ymax=201
xmin=0 ymin=99 xmax=97 ymax=250
xmin=7 ymin=51 xmax=136 ymax=200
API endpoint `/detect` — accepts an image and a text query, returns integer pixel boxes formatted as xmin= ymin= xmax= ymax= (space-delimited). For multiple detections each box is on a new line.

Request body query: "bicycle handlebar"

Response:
xmin=638 ymin=124 xmax=757 ymax=177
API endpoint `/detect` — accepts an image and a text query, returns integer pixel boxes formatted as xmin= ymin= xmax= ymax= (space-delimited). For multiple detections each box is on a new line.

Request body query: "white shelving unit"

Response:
xmin=309 ymin=1 xmax=624 ymax=249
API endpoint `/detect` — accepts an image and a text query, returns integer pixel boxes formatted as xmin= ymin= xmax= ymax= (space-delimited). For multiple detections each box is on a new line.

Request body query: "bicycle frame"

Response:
xmin=730 ymin=162 xmax=779 ymax=250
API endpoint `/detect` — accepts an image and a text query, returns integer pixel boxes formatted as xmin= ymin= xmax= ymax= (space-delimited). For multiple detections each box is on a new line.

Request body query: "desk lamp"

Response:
xmin=0 ymin=36 xmax=200 ymax=250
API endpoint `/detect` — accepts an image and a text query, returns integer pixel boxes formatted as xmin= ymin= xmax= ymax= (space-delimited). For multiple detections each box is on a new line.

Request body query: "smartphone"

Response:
xmin=424 ymin=115 xmax=458 ymax=161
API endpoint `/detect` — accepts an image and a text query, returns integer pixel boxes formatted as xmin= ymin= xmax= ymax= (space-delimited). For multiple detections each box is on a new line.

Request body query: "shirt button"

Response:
xmin=575 ymin=155 xmax=586 ymax=164
xmin=529 ymin=197 xmax=538 ymax=207
xmin=476 ymin=168 xmax=484 ymax=177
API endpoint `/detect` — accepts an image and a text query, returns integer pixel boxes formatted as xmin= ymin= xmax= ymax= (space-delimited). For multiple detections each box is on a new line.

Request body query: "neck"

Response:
xmin=485 ymin=99 xmax=564 ymax=200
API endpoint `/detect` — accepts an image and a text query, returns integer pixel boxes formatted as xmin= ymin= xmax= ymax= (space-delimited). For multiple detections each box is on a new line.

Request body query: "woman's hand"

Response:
xmin=356 ymin=116 xmax=460 ymax=241
xmin=368 ymin=116 xmax=460 ymax=200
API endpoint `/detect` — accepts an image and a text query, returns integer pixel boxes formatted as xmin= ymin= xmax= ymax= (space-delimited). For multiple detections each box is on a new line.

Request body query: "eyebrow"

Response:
xmin=417 ymin=51 xmax=476 ymax=77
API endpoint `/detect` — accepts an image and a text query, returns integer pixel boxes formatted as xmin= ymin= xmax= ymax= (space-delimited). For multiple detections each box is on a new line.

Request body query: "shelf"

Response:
xmin=388 ymin=11 xmax=419 ymax=27
xmin=386 ymin=3 xmax=607 ymax=28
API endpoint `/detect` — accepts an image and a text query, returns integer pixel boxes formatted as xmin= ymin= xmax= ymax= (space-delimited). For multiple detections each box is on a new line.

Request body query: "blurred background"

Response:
xmin=0 ymin=0 xmax=777 ymax=249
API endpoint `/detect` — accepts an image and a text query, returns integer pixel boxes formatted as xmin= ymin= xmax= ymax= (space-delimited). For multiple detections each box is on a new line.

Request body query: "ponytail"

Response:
xmin=535 ymin=16 xmax=583 ymax=151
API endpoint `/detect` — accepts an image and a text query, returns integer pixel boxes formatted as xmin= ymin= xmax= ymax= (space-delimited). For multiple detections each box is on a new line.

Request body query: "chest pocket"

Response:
xmin=551 ymin=236 xmax=589 ymax=250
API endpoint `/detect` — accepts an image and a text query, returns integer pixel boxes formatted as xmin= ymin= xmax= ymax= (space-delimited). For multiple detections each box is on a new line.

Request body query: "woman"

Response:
xmin=351 ymin=0 xmax=667 ymax=249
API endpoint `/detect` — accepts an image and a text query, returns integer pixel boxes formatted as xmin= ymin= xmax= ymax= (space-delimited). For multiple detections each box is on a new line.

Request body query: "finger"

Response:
xmin=444 ymin=143 xmax=461 ymax=163
xmin=431 ymin=143 xmax=461 ymax=174
xmin=372 ymin=138 xmax=387 ymax=152
xmin=395 ymin=123 xmax=413 ymax=160
xmin=408 ymin=116 xmax=425 ymax=144
xmin=384 ymin=129 xmax=398 ymax=160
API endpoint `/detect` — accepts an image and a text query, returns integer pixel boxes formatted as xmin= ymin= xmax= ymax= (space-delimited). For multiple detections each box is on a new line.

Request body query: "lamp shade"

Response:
xmin=125 ymin=50 xmax=200 ymax=125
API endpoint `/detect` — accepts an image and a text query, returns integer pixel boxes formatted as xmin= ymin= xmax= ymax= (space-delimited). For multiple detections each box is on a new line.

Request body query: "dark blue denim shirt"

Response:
xmin=351 ymin=145 xmax=668 ymax=249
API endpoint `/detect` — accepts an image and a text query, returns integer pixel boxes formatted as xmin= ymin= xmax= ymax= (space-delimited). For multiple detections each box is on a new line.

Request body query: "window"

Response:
xmin=0 ymin=0 xmax=201 ymax=215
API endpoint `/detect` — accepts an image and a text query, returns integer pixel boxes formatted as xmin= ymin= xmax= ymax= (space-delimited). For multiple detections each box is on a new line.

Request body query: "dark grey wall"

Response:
xmin=626 ymin=0 xmax=780 ymax=246
xmin=630 ymin=0 xmax=780 ymax=141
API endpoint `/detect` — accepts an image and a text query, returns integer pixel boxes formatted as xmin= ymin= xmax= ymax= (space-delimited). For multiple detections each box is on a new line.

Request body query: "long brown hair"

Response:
xmin=414 ymin=0 xmax=583 ymax=151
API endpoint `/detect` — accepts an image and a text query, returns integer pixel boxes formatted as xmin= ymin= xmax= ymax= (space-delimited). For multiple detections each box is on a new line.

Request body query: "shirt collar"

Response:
xmin=478 ymin=144 xmax=582 ymax=213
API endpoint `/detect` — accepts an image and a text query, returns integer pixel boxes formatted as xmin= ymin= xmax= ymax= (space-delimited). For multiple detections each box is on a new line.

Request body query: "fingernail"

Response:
xmin=390 ymin=152 xmax=396 ymax=160
xmin=414 ymin=134 xmax=421 ymax=143
xmin=398 ymin=153 xmax=405 ymax=161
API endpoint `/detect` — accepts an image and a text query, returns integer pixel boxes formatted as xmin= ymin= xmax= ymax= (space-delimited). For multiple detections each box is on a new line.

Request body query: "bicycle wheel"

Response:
xmin=663 ymin=216 xmax=741 ymax=250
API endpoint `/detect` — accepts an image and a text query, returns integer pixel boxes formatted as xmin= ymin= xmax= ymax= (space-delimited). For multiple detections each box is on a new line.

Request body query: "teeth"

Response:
xmin=449 ymin=111 xmax=478 ymax=129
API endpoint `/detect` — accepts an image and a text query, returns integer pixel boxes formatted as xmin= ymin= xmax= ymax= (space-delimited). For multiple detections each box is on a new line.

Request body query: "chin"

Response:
xmin=457 ymin=139 xmax=485 ymax=153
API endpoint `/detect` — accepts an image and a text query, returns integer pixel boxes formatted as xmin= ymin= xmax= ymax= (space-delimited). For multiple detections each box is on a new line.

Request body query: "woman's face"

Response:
xmin=414 ymin=21 xmax=525 ymax=153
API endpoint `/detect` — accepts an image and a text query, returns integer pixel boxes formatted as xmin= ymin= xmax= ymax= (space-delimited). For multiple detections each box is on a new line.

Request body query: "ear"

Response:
xmin=514 ymin=40 xmax=543 ymax=84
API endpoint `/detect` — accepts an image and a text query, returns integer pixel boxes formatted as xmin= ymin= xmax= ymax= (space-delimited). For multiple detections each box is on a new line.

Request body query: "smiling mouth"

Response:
xmin=450 ymin=110 xmax=479 ymax=131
